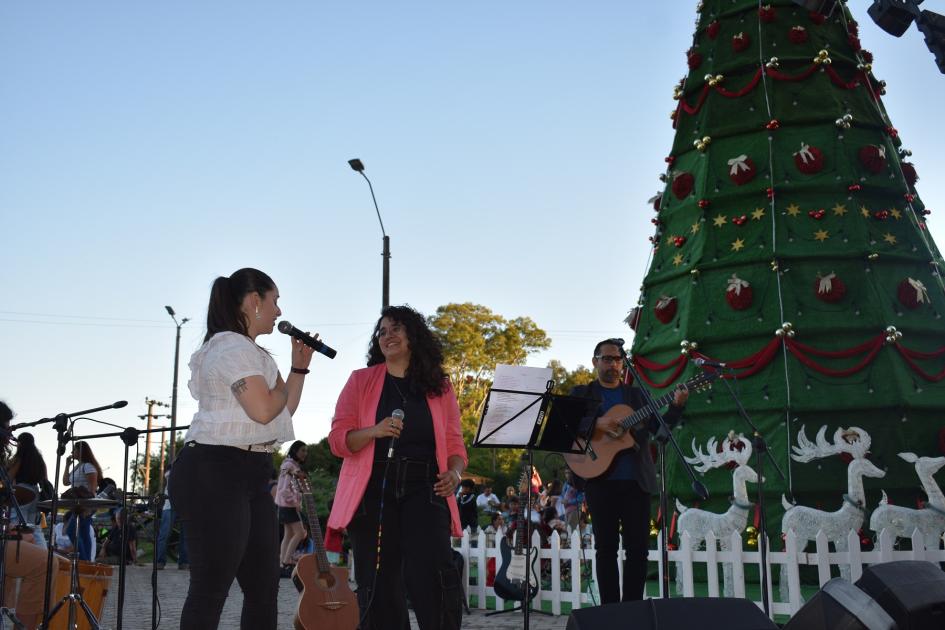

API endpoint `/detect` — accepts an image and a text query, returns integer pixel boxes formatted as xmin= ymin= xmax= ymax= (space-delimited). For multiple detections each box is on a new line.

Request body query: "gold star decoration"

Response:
xmin=814 ymin=229 xmax=830 ymax=242
xmin=832 ymin=203 xmax=848 ymax=216
xmin=882 ymin=232 xmax=898 ymax=245
xmin=731 ymin=238 xmax=745 ymax=251
xmin=860 ymin=205 xmax=871 ymax=218
xmin=690 ymin=221 xmax=701 ymax=234
xmin=672 ymin=253 xmax=685 ymax=266
xmin=890 ymin=208 xmax=902 ymax=220
xmin=786 ymin=203 xmax=801 ymax=217
xmin=713 ymin=214 xmax=728 ymax=227
xmin=751 ymin=207 xmax=766 ymax=220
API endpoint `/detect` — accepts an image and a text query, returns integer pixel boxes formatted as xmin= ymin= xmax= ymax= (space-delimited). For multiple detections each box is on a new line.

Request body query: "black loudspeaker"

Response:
xmin=855 ymin=560 xmax=945 ymax=630
xmin=565 ymin=597 xmax=777 ymax=630
xmin=782 ymin=578 xmax=895 ymax=630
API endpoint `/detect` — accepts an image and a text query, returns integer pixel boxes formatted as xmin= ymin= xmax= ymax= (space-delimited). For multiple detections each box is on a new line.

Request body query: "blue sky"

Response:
xmin=3 ymin=1 xmax=945 ymax=483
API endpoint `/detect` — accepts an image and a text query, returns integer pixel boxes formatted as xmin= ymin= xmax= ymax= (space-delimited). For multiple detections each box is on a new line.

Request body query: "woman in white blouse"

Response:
xmin=169 ymin=268 xmax=316 ymax=630
xmin=61 ymin=440 xmax=102 ymax=561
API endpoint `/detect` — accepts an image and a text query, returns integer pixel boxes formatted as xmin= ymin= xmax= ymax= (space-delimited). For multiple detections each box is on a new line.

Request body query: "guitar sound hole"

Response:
xmin=316 ymin=572 xmax=336 ymax=591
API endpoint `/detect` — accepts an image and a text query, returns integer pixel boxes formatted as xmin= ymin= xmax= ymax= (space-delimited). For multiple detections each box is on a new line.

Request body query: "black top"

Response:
xmin=374 ymin=373 xmax=436 ymax=461
xmin=104 ymin=522 xmax=137 ymax=559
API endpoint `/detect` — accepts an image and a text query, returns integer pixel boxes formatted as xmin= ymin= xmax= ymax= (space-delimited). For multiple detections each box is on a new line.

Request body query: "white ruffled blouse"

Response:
xmin=184 ymin=331 xmax=294 ymax=447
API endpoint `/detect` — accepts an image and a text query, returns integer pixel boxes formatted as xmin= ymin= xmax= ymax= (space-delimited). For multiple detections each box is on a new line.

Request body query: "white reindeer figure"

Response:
xmin=780 ymin=425 xmax=885 ymax=599
xmin=870 ymin=452 xmax=945 ymax=551
xmin=675 ymin=433 xmax=758 ymax=596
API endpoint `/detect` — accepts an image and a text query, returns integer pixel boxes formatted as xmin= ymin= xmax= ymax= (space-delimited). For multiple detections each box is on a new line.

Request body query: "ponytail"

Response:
xmin=204 ymin=268 xmax=276 ymax=343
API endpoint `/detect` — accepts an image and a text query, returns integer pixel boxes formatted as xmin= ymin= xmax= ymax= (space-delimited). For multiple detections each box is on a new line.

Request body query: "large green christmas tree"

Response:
xmin=629 ymin=0 xmax=945 ymax=538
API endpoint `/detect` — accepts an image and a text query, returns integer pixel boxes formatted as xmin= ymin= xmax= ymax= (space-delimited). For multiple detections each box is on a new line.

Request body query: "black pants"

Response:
xmin=169 ymin=443 xmax=279 ymax=630
xmin=584 ymin=478 xmax=651 ymax=604
xmin=347 ymin=458 xmax=462 ymax=630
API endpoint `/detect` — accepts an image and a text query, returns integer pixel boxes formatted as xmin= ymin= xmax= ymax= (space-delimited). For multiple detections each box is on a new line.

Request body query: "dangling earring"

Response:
xmin=255 ymin=305 xmax=261 ymax=320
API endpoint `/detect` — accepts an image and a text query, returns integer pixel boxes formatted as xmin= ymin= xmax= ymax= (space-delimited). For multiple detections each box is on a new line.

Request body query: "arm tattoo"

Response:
xmin=231 ymin=378 xmax=248 ymax=397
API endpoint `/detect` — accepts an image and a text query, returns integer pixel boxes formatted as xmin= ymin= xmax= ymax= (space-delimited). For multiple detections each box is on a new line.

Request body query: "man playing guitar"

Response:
xmin=568 ymin=338 xmax=688 ymax=604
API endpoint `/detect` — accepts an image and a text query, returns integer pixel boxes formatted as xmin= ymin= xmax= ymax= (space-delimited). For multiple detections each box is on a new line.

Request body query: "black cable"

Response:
xmin=356 ymin=457 xmax=393 ymax=630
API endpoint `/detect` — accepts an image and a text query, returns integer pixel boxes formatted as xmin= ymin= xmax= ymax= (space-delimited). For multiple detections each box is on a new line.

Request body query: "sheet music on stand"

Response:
xmin=474 ymin=365 xmax=552 ymax=448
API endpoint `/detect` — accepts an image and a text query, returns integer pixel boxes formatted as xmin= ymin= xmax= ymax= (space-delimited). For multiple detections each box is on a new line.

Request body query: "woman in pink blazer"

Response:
xmin=327 ymin=305 xmax=467 ymax=630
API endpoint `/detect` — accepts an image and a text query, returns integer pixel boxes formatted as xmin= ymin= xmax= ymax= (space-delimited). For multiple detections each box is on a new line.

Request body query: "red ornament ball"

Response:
xmin=861 ymin=50 xmax=874 ymax=64
xmin=672 ymin=172 xmax=694 ymax=200
xmin=706 ymin=20 xmax=721 ymax=40
xmin=654 ymin=296 xmax=678 ymax=324
xmin=858 ymin=145 xmax=887 ymax=174
xmin=897 ymin=278 xmax=927 ymax=310
xmin=814 ymin=273 xmax=846 ymax=303
xmin=732 ymin=215 xmax=748 ymax=226
xmin=809 ymin=11 xmax=826 ymax=25
xmin=758 ymin=5 xmax=776 ymax=23
xmin=901 ymin=162 xmax=919 ymax=188
xmin=848 ymin=21 xmax=859 ymax=37
xmin=726 ymin=276 xmax=753 ymax=311
xmin=728 ymin=155 xmax=757 ymax=186
xmin=732 ymin=32 xmax=750 ymax=53
xmin=848 ymin=34 xmax=862 ymax=52
xmin=687 ymin=49 xmax=703 ymax=70
xmin=793 ymin=143 xmax=825 ymax=175
xmin=789 ymin=26 xmax=809 ymax=44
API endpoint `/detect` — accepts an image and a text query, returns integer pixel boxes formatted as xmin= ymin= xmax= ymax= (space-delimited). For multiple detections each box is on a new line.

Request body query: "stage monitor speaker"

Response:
xmin=565 ymin=597 xmax=777 ymax=630
xmin=782 ymin=578 xmax=895 ymax=630
xmin=855 ymin=560 xmax=945 ymax=630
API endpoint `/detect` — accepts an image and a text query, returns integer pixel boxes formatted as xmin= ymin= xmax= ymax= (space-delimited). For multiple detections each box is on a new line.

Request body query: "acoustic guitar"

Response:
xmin=290 ymin=476 xmax=359 ymax=630
xmin=563 ymin=371 xmax=718 ymax=480
xmin=493 ymin=463 xmax=540 ymax=602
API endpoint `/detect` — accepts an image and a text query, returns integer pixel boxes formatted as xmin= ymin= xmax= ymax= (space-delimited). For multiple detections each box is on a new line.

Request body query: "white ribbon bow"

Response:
xmin=817 ymin=272 xmax=836 ymax=294
xmin=727 ymin=274 xmax=750 ymax=295
xmin=908 ymin=277 xmax=929 ymax=303
xmin=794 ymin=143 xmax=815 ymax=164
xmin=728 ymin=155 xmax=750 ymax=176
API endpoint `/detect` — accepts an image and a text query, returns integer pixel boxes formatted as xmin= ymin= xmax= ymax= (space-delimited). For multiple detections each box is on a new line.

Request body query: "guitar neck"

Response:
xmin=299 ymin=491 xmax=331 ymax=573
xmin=620 ymin=390 xmax=676 ymax=432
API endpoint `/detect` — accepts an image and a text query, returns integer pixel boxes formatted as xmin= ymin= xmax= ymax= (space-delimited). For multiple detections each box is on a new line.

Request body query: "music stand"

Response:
xmin=472 ymin=366 xmax=587 ymax=628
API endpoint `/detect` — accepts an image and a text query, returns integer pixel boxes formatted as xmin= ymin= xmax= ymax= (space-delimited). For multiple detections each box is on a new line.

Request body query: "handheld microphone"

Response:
xmin=277 ymin=320 xmax=337 ymax=359
xmin=694 ymin=358 xmax=727 ymax=368
xmin=387 ymin=409 xmax=405 ymax=459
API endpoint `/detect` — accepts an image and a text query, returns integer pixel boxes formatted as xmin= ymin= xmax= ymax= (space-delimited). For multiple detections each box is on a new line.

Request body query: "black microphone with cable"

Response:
xmin=277 ymin=320 xmax=337 ymax=359
xmin=387 ymin=409 xmax=405 ymax=459
xmin=693 ymin=357 xmax=727 ymax=368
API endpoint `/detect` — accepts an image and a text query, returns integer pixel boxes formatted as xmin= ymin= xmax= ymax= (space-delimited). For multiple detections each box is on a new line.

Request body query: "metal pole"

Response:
xmin=144 ymin=399 xmax=154 ymax=493
xmin=169 ymin=321 xmax=182 ymax=462
xmin=382 ymin=234 xmax=390 ymax=309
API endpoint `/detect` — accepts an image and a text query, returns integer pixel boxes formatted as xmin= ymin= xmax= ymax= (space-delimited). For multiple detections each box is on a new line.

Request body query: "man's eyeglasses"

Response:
xmin=595 ymin=355 xmax=624 ymax=364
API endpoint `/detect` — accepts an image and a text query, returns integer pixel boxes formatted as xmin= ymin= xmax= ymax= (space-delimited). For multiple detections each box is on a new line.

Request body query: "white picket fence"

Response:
xmin=451 ymin=526 xmax=945 ymax=618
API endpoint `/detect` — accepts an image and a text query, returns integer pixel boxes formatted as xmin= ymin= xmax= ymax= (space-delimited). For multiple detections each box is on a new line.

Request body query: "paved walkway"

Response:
xmin=86 ymin=565 xmax=570 ymax=629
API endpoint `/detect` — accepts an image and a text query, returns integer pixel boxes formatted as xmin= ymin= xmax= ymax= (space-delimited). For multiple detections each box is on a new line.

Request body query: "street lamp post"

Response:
xmin=165 ymin=306 xmax=190 ymax=464
xmin=348 ymin=158 xmax=390 ymax=309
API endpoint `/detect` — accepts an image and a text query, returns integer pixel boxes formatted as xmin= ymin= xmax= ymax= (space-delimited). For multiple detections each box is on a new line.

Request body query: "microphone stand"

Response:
xmin=29 ymin=401 xmax=126 ymax=628
xmin=709 ymin=368 xmax=786 ymax=618
xmin=69 ymin=424 xmax=189 ymax=630
xmin=623 ymin=357 xmax=708 ymax=599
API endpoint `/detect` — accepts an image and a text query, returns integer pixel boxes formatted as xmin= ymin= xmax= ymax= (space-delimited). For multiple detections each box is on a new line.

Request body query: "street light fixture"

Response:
xmin=348 ymin=158 xmax=390 ymax=309
xmin=165 ymin=306 xmax=190 ymax=464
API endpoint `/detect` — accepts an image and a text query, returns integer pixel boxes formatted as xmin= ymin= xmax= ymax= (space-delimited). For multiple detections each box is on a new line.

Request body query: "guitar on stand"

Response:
xmin=493 ymin=463 xmax=539 ymax=603
xmin=290 ymin=475 xmax=358 ymax=630
xmin=563 ymin=371 xmax=719 ymax=479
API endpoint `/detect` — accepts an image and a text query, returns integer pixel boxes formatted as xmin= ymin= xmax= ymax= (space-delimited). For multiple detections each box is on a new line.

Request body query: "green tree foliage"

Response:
xmin=547 ymin=359 xmax=595 ymax=394
xmin=428 ymin=303 xmax=551 ymax=418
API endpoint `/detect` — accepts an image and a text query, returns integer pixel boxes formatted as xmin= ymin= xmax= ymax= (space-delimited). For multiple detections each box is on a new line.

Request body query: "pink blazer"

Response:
xmin=325 ymin=364 xmax=468 ymax=550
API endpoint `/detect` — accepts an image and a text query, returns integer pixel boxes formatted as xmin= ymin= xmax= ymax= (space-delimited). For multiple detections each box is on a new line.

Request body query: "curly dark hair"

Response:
xmin=367 ymin=305 xmax=447 ymax=397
